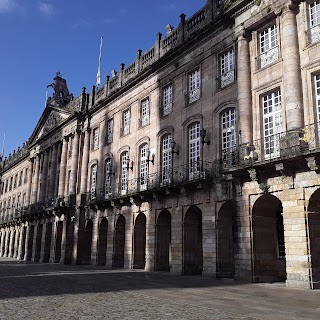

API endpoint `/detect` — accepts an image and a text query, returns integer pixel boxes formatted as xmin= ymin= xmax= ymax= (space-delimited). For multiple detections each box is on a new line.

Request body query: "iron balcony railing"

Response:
xmin=256 ymin=46 xmax=279 ymax=69
xmin=221 ymin=123 xmax=320 ymax=171
xmin=86 ymin=160 xmax=219 ymax=204
xmin=307 ymin=25 xmax=320 ymax=45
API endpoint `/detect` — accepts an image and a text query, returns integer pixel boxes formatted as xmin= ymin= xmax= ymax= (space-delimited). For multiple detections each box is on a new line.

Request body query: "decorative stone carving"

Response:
xmin=305 ymin=156 xmax=318 ymax=172
xmin=247 ymin=168 xmax=258 ymax=181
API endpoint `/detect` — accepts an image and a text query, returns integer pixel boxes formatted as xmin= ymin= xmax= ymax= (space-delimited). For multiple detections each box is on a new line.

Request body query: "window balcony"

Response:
xmin=220 ymin=69 xmax=235 ymax=88
xmin=185 ymin=88 xmax=200 ymax=105
xmin=221 ymin=122 xmax=320 ymax=172
xmin=161 ymin=102 xmax=173 ymax=117
xmin=87 ymin=161 xmax=219 ymax=206
xmin=256 ymin=46 xmax=279 ymax=69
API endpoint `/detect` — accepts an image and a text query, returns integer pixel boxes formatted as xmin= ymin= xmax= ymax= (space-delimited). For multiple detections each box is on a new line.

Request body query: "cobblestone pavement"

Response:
xmin=0 ymin=258 xmax=320 ymax=320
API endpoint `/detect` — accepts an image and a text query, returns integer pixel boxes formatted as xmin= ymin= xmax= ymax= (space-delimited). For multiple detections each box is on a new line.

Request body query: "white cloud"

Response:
xmin=38 ymin=1 xmax=54 ymax=16
xmin=0 ymin=0 xmax=14 ymax=13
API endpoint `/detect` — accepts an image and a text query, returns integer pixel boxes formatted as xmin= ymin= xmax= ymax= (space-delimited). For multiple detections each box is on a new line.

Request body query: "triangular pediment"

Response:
xmin=29 ymin=105 xmax=73 ymax=145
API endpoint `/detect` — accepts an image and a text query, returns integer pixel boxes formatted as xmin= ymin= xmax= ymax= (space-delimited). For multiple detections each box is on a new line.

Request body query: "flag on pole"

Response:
xmin=96 ymin=36 xmax=103 ymax=87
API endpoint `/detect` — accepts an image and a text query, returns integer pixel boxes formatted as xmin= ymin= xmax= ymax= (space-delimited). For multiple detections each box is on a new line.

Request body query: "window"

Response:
xmin=67 ymin=170 xmax=71 ymax=195
xmin=315 ymin=74 xmax=320 ymax=123
xmin=262 ymin=90 xmax=282 ymax=158
xmin=139 ymin=144 xmax=149 ymax=191
xmin=120 ymin=152 xmax=129 ymax=195
xmin=188 ymin=68 xmax=201 ymax=103
xmin=18 ymin=171 xmax=22 ymax=187
xmin=220 ymin=49 xmax=235 ymax=88
xmin=140 ymin=98 xmax=150 ymax=127
xmin=22 ymin=193 xmax=26 ymax=207
xmin=258 ymin=24 xmax=279 ymax=68
xmin=104 ymin=158 xmax=112 ymax=199
xmin=106 ymin=119 xmax=113 ymax=144
xmin=122 ymin=110 xmax=130 ymax=136
xmin=162 ymin=84 xmax=173 ymax=116
xmin=90 ymin=164 xmax=97 ymax=199
xmin=24 ymin=168 xmax=28 ymax=184
xmin=161 ymin=134 xmax=172 ymax=185
xmin=221 ymin=109 xmax=236 ymax=152
xmin=309 ymin=1 xmax=320 ymax=44
xmin=92 ymin=128 xmax=99 ymax=150
xmin=188 ymin=122 xmax=201 ymax=179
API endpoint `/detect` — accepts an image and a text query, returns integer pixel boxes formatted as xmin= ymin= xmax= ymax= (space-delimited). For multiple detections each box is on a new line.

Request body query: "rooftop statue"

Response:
xmin=47 ymin=71 xmax=73 ymax=107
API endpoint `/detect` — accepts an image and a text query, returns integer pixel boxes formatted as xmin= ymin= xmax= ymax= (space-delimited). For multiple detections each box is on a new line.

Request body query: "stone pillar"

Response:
xmin=39 ymin=221 xmax=47 ymax=262
xmin=106 ymin=211 xmax=115 ymax=268
xmin=23 ymin=224 xmax=30 ymax=261
xmin=58 ymin=137 xmax=68 ymax=199
xmin=282 ymin=198 xmax=310 ymax=289
xmin=145 ymin=205 xmax=155 ymax=271
xmin=32 ymin=154 xmax=41 ymax=203
xmin=69 ymin=131 xmax=80 ymax=195
xmin=91 ymin=214 xmax=99 ymax=264
xmin=39 ymin=149 xmax=49 ymax=202
xmin=170 ymin=206 xmax=183 ymax=274
xmin=49 ymin=218 xmax=57 ymax=263
xmin=60 ymin=216 xmax=67 ymax=263
xmin=0 ymin=231 xmax=5 ymax=256
xmin=26 ymin=158 xmax=34 ymax=205
xmin=202 ymin=207 xmax=216 ymax=276
xmin=80 ymin=129 xmax=91 ymax=195
xmin=281 ymin=5 xmax=304 ymax=130
xmin=124 ymin=211 xmax=133 ymax=269
xmin=49 ymin=144 xmax=58 ymax=199
xmin=237 ymin=33 xmax=253 ymax=144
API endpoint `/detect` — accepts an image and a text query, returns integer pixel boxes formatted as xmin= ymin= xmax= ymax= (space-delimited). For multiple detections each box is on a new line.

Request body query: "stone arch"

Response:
xmin=183 ymin=206 xmax=203 ymax=275
xmin=83 ymin=219 xmax=93 ymax=264
xmin=133 ymin=212 xmax=146 ymax=269
xmin=113 ymin=214 xmax=126 ymax=268
xmin=54 ymin=221 xmax=63 ymax=263
xmin=43 ymin=222 xmax=52 ymax=263
xmin=34 ymin=223 xmax=43 ymax=262
xmin=26 ymin=225 xmax=34 ymax=261
xmin=252 ymin=194 xmax=286 ymax=283
xmin=155 ymin=209 xmax=171 ymax=271
xmin=307 ymin=189 xmax=320 ymax=288
xmin=217 ymin=200 xmax=235 ymax=278
xmin=97 ymin=217 xmax=108 ymax=266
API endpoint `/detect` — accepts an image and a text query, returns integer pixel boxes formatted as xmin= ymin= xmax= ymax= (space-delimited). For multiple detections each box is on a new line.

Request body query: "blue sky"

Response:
xmin=0 ymin=0 xmax=207 ymax=157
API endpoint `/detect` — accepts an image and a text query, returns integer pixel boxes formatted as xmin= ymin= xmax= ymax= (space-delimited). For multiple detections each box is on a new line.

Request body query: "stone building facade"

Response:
xmin=1 ymin=0 xmax=320 ymax=289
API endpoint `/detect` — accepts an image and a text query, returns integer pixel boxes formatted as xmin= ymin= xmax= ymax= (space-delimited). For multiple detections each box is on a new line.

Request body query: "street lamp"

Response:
xmin=200 ymin=128 xmax=210 ymax=146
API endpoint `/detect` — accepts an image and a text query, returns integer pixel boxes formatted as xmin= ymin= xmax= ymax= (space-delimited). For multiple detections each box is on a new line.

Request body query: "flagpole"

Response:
xmin=96 ymin=36 xmax=103 ymax=88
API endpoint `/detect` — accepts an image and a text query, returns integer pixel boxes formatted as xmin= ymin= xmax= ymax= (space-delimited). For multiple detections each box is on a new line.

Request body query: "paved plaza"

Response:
xmin=0 ymin=258 xmax=319 ymax=320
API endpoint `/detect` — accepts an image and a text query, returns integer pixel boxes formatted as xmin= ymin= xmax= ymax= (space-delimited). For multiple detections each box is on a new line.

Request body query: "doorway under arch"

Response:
xmin=113 ymin=214 xmax=125 ymax=268
xmin=307 ymin=189 xmax=320 ymax=288
xmin=156 ymin=209 xmax=171 ymax=271
xmin=217 ymin=201 xmax=235 ymax=278
xmin=97 ymin=218 xmax=108 ymax=266
xmin=133 ymin=213 xmax=146 ymax=269
xmin=83 ymin=219 xmax=93 ymax=264
xmin=184 ymin=206 xmax=203 ymax=275
xmin=252 ymin=194 xmax=286 ymax=282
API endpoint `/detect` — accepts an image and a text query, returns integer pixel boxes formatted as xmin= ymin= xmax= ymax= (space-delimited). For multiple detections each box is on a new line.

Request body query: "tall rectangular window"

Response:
xmin=122 ymin=110 xmax=130 ymax=136
xmin=161 ymin=134 xmax=172 ymax=185
xmin=140 ymin=98 xmax=150 ymax=127
xmin=139 ymin=144 xmax=149 ymax=191
xmin=220 ymin=49 xmax=235 ymax=88
xmin=309 ymin=0 xmax=320 ymax=44
xmin=221 ymin=108 xmax=236 ymax=153
xmin=104 ymin=158 xmax=112 ymax=199
xmin=188 ymin=68 xmax=201 ymax=103
xmin=188 ymin=122 xmax=201 ymax=179
xmin=24 ymin=168 xmax=28 ymax=184
xmin=162 ymin=84 xmax=173 ymax=116
xmin=315 ymin=74 xmax=320 ymax=122
xmin=121 ymin=152 xmax=129 ymax=195
xmin=90 ymin=164 xmax=97 ymax=199
xmin=68 ymin=136 xmax=74 ymax=158
xmin=258 ymin=24 xmax=279 ymax=68
xmin=92 ymin=128 xmax=99 ymax=150
xmin=106 ymin=119 xmax=113 ymax=144
xmin=263 ymin=90 xmax=282 ymax=158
